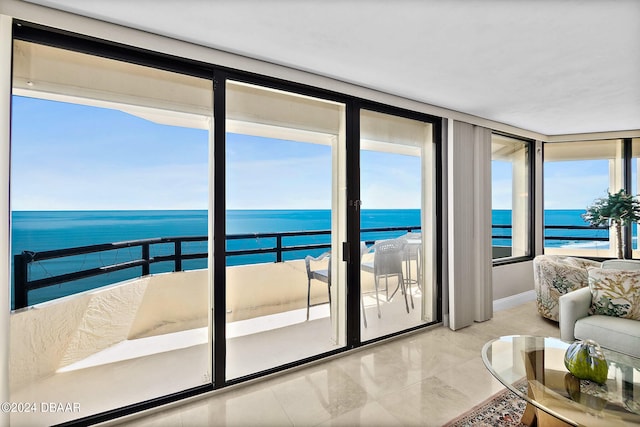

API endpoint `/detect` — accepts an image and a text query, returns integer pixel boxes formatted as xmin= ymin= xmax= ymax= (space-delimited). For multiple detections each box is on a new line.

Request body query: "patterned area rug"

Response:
xmin=444 ymin=379 xmax=529 ymax=427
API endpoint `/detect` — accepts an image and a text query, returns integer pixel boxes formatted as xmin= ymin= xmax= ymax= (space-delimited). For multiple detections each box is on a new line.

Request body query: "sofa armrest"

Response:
xmin=559 ymin=286 xmax=592 ymax=342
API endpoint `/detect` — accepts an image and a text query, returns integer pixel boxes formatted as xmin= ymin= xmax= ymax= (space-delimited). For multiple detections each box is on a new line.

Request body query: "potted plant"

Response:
xmin=582 ymin=189 xmax=640 ymax=259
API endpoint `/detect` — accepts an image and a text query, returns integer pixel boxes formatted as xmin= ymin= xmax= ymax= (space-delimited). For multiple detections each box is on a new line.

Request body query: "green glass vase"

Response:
xmin=564 ymin=339 xmax=609 ymax=385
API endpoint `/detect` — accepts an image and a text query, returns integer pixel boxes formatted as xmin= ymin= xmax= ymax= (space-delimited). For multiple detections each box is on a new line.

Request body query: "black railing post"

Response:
xmin=13 ymin=253 xmax=29 ymax=310
xmin=276 ymin=235 xmax=283 ymax=262
xmin=175 ymin=240 xmax=182 ymax=272
xmin=142 ymin=243 xmax=150 ymax=276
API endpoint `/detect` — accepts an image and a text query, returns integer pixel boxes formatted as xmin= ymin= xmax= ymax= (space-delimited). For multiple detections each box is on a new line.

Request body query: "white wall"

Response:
xmin=493 ymin=260 xmax=535 ymax=300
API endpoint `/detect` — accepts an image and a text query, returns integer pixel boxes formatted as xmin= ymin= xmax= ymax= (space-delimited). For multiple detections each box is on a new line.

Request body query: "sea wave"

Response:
xmin=559 ymin=241 xmax=610 ymax=249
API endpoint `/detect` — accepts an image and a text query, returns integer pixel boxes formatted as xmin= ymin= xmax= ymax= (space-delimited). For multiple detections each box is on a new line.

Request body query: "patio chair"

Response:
xmin=361 ymin=238 xmax=411 ymax=318
xmin=399 ymin=232 xmax=421 ymax=296
xmin=305 ymin=245 xmax=371 ymax=327
xmin=305 ymin=251 xmax=331 ymax=321
xmin=360 ymin=242 xmax=379 ymax=318
xmin=359 ymin=241 xmax=370 ymax=327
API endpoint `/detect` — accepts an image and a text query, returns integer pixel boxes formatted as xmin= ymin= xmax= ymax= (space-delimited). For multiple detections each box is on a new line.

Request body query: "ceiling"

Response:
xmin=24 ymin=0 xmax=640 ymax=136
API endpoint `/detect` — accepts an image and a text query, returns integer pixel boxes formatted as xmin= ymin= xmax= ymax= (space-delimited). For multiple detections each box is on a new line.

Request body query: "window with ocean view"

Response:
xmin=491 ymin=134 xmax=531 ymax=260
xmin=10 ymin=40 xmax=213 ymax=425
xmin=544 ymin=139 xmax=623 ymax=258
xmin=225 ymin=80 xmax=346 ymax=379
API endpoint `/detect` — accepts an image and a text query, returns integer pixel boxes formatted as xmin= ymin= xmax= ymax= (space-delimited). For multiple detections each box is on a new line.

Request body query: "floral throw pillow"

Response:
xmin=588 ymin=267 xmax=640 ymax=320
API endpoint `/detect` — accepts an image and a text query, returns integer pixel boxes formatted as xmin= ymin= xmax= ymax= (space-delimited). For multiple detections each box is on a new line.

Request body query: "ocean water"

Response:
xmin=10 ymin=209 xmax=604 ymax=307
xmin=492 ymin=209 xmax=611 ymax=248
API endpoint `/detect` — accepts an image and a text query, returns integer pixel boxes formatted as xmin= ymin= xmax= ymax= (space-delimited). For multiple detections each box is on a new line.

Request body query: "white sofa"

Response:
xmin=559 ymin=259 xmax=640 ymax=358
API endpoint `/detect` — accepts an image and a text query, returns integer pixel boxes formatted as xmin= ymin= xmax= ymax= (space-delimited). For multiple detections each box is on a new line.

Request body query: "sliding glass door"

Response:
xmin=7 ymin=26 xmax=442 ymax=425
xmin=359 ymin=109 xmax=436 ymax=341
xmin=10 ymin=40 xmax=213 ymax=425
xmin=225 ymin=80 xmax=347 ymax=379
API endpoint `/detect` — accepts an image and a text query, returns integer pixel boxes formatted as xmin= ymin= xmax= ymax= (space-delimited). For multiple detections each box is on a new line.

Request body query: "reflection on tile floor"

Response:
xmin=108 ymin=301 xmax=560 ymax=426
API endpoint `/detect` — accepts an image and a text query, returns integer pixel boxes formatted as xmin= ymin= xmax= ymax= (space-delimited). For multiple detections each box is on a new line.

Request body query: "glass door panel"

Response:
xmin=10 ymin=40 xmax=212 ymax=425
xmin=225 ymin=81 xmax=346 ymax=379
xmin=359 ymin=109 xmax=435 ymax=341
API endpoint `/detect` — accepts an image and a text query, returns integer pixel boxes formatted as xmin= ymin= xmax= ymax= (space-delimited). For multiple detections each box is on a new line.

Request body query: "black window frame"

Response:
xmin=491 ymin=131 xmax=536 ymax=266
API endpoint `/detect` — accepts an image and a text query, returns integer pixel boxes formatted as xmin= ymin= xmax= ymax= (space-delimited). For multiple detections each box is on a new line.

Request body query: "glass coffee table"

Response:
xmin=482 ymin=335 xmax=640 ymax=426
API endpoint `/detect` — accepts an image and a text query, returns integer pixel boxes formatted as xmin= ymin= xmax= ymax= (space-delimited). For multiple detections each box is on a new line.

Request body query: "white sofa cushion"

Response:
xmin=574 ymin=314 xmax=640 ymax=358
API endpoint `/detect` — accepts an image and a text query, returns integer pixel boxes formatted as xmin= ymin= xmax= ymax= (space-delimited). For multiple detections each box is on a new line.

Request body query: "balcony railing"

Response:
xmin=543 ymin=224 xmax=610 ymax=244
xmin=492 ymin=224 xmax=609 ymax=245
xmin=492 ymin=223 xmax=610 ymax=259
xmin=13 ymin=225 xmax=421 ymax=309
xmin=13 ymin=223 xmax=613 ymax=309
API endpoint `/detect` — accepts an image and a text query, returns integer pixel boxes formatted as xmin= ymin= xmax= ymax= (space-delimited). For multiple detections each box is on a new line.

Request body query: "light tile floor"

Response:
xmin=108 ymin=301 xmax=560 ymax=427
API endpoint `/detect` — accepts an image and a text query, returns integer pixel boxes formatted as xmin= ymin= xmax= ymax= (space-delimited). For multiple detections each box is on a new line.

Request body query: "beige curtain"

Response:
xmin=447 ymin=120 xmax=493 ymax=330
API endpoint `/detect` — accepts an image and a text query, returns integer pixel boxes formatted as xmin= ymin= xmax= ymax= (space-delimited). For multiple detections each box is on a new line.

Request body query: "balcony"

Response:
xmin=9 ymin=229 xmax=426 ymax=426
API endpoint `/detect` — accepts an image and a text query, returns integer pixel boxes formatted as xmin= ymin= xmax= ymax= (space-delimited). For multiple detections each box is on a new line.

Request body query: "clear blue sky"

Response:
xmin=493 ymin=156 xmax=612 ymax=210
xmin=11 ymin=96 xmax=209 ymax=210
xmin=544 ymin=160 xmax=611 ymax=209
xmin=12 ymin=95 xmax=610 ymax=212
xmin=11 ymin=96 xmax=422 ymax=211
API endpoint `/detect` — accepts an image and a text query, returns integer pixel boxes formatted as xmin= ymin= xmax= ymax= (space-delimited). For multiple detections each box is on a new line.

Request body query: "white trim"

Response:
xmin=493 ymin=290 xmax=536 ymax=312
xmin=547 ymin=130 xmax=640 ymax=143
